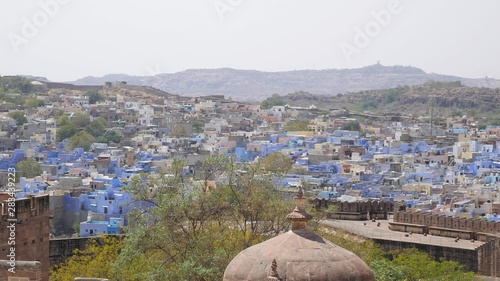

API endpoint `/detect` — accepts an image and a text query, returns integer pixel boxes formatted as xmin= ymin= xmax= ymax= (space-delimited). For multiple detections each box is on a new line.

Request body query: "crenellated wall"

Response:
xmin=312 ymin=199 xmax=394 ymax=219
xmin=393 ymin=211 xmax=500 ymax=238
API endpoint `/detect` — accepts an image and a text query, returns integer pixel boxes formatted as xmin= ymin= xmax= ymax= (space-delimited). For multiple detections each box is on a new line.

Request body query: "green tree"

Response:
xmin=0 ymin=76 xmax=32 ymax=93
xmin=57 ymin=116 xmax=78 ymax=142
xmin=86 ymin=91 xmax=103 ymax=104
xmin=370 ymin=260 xmax=408 ymax=281
xmin=452 ymin=110 xmax=464 ymax=117
xmin=318 ymin=229 xmax=476 ymax=281
xmin=50 ymin=159 xmax=478 ymax=281
xmin=68 ymin=131 xmax=95 ymax=151
xmin=171 ymin=124 xmax=187 ymax=137
xmin=24 ymin=97 xmax=45 ymax=108
xmin=57 ymin=125 xmax=77 ymax=142
xmin=71 ymin=112 xmax=91 ymax=129
xmin=478 ymin=123 xmax=487 ymax=130
xmin=261 ymin=94 xmax=286 ymax=109
xmin=390 ymin=248 xmax=476 ymax=281
xmin=96 ymin=130 xmax=122 ymax=144
xmin=15 ymin=159 xmax=42 ymax=178
xmin=491 ymin=117 xmax=500 ymax=126
xmin=52 ymin=108 xmax=65 ymax=118
xmin=341 ymin=121 xmax=361 ymax=132
xmin=57 ymin=114 xmax=71 ymax=126
xmin=284 ymin=120 xmax=309 ymax=131
xmin=384 ymin=91 xmax=399 ymax=103
xmin=192 ymin=121 xmax=203 ymax=133
xmin=85 ymin=117 xmax=107 ymax=137
xmin=9 ymin=111 xmax=27 ymax=125
xmin=112 ymin=156 xmax=293 ymax=280
xmin=50 ymin=236 xmax=123 ymax=281
xmin=318 ymin=228 xmax=386 ymax=266
xmin=260 ymin=151 xmax=293 ymax=177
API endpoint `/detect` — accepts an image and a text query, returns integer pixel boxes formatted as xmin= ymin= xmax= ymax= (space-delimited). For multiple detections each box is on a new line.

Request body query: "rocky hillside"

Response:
xmin=70 ymin=65 xmax=500 ymax=101
xmin=262 ymin=82 xmax=500 ymax=119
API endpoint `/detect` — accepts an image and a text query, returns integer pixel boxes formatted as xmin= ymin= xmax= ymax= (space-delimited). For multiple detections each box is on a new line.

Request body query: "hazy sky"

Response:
xmin=1 ymin=0 xmax=498 ymax=81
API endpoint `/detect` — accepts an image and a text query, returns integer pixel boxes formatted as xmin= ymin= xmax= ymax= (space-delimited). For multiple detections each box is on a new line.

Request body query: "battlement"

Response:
xmin=392 ymin=211 xmax=500 ymax=238
xmin=311 ymin=198 xmax=394 ymax=220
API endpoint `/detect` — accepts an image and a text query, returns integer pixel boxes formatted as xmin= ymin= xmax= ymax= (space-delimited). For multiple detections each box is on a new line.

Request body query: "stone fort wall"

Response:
xmin=393 ymin=211 xmax=500 ymax=236
xmin=312 ymin=199 xmax=394 ymax=219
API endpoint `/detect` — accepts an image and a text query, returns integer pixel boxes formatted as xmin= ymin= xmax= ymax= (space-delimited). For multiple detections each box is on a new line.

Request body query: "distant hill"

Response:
xmin=70 ymin=65 xmax=500 ymax=101
xmin=261 ymin=82 xmax=500 ymax=119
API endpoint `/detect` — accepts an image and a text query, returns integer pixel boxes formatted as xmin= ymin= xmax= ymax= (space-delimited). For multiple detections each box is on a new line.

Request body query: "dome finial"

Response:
xmin=266 ymin=259 xmax=283 ymax=281
xmin=286 ymin=187 xmax=312 ymax=230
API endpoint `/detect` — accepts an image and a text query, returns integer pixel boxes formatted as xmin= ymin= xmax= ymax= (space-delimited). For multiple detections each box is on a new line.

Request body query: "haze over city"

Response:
xmin=1 ymin=0 xmax=499 ymax=81
xmin=2 ymin=1 xmax=500 ymax=281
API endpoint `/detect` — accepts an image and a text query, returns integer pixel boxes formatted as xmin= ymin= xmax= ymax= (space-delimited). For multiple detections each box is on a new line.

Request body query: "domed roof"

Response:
xmin=223 ymin=189 xmax=375 ymax=281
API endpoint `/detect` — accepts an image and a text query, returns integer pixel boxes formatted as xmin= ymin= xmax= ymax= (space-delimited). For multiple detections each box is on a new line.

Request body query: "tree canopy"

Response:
xmin=341 ymin=121 xmax=361 ymax=132
xmin=111 ymin=157 xmax=294 ymax=280
xmin=50 ymin=236 xmax=123 ymax=281
xmin=71 ymin=112 xmax=91 ymax=129
xmin=9 ymin=111 xmax=27 ymax=125
xmin=68 ymin=131 xmax=95 ymax=151
xmin=50 ymin=156 xmax=477 ymax=281
xmin=96 ymin=130 xmax=122 ymax=144
xmin=15 ymin=159 xmax=42 ymax=178
xmin=171 ymin=124 xmax=188 ymax=137
xmin=24 ymin=97 xmax=45 ymax=108
xmin=284 ymin=120 xmax=309 ymax=131
xmin=86 ymin=91 xmax=103 ymax=104
xmin=57 ymin=115 xmax=77 ymax=142
xmin=260 ymin=94 xmax=286 ymax=109
xmin=0 ymin=76 xmax=33 ymax=93
xmin=260 ymin=151 xmax=293 ymax=176
xmin=85 ymin=117 xmax=107 ymax=137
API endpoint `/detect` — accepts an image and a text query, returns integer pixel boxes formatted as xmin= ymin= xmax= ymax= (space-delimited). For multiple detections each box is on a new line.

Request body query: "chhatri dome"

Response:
xmin=223 ymin=189 xmax=375 ymax=281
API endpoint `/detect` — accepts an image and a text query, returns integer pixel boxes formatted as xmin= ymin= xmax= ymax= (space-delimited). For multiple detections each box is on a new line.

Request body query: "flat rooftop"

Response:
xmin=322 ymin=219 xmax=484 ymax=250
